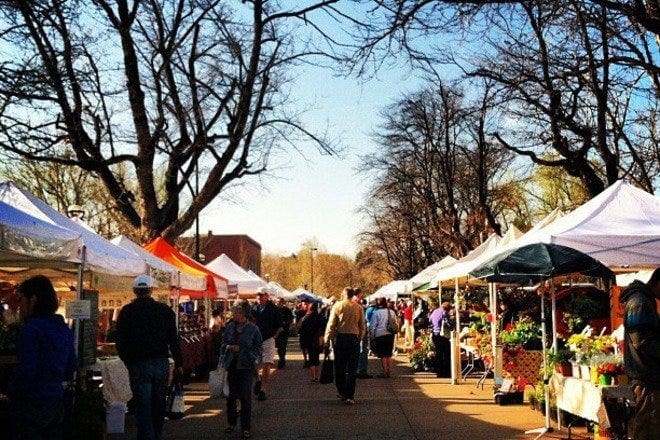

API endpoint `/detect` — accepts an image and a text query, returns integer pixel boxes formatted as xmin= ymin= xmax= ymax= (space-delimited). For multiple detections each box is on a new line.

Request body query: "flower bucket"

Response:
xmin=571 ymin=363 xmax=580 ymax=379
xmin=579 ymin=365 xmax=591 ymax=380
xmin=554 ymin=363 xmax=572 ymax=377
xmin=599 ymin=374 xmax=612 ymax=386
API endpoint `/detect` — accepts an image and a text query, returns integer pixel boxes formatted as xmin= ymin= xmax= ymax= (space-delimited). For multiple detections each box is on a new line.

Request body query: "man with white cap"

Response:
xmin=116 ymin=274 xmax=182 ymax=440
xmin=252 ymin=287 xmax=283 ymax=401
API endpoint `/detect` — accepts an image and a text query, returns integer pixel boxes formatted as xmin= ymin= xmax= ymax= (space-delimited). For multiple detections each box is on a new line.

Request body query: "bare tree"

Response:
xmin=0 ymin=154 xmax=137 ymax=239
xmin=358 ymin=80 xmax=519 ymax=276
xmin=351 ymin=1 xmax=658 ymax=196
xmin=0 ymin=0 xmax=341 ymax=242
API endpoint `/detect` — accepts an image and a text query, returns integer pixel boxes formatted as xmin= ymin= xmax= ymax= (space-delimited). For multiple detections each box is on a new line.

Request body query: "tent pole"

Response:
xmin=551 ymin=280 xmax=557 ymax=351
xmin=525 ymin=287 xmax=553 ymax=438
xmin=490 ymin=283 xmax=497 ymax=369
xmin=73 ymin=246 xmax=86 ymax=364
xmin=454 ymin=277 xmax=461 ymax=384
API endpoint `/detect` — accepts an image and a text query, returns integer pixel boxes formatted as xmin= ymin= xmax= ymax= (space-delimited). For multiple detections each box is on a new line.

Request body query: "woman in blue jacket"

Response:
xmin=10 ymin=275 xmax=77 ymax=439
xmin=221 ymin=301 xmax=262 ymax=439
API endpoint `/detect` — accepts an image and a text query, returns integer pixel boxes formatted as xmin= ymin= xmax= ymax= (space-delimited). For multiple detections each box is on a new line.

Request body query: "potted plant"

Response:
xmin=499 ymin=318 xmax=542 ymax=350
xmin=65 ymin=380 xmax=108 ymax=439
xmin=548 ymin=348 xmax=573 ymax=376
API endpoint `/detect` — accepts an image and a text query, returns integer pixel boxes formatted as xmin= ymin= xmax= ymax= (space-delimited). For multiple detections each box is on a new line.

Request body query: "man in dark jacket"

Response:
xmin=620 ymin=268 xmax=659 ymax=440
xmin=252 ymin=288 xmax=283 ymax=401
xmin=117 ymin=275 xmax=182 ymax=440
xmin=275 ymin=298 xmax=294 ymax=369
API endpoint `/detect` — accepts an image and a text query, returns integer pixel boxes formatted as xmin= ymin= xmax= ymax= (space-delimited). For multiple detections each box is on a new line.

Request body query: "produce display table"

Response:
xmin=549 ymin=374 xmax=634 ymax=423
xmin=90 ymin=357 xmax=132 ymax=404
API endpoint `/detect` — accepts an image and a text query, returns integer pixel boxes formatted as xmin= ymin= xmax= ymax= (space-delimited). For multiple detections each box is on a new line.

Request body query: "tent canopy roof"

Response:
xmin=514 ymin=180 xmax=660 ymax=267
xmin=205 ymin=254 xmax=265 ymax=294
xmin=0 ymin=182 xmax=146 ymax=276
xmin=143 ymin=237 xmax=228 ymax=299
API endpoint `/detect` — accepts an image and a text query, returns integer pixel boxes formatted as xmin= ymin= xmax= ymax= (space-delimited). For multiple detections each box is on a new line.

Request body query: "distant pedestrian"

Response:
xmin=324 ymin=287 xmax=366 ymax=405
xmin=620 ymin=268 xmax=660 ymax=440
xmin=296 ymin=301 xmax=310 ymax=367
xmin=252 ymin=288 xmax=283 ymax=401
xmin=275 ymin=298 xmax=294 ymax=369
xmin=356 ymin=293 xmax=373 ymax=379
xmin=297 ymin=302 xmax=326 ymax=382
xmin=221 ymin=302 xmax=262 ymax=439
xmin=402 ymin=300 xmax=414 ymax=349
xmin=369 ymin=297 xmax=397 ymax=378
xmin=116 ymin=275 xmax=182 ymax=440
xmin=428 ymin=300 xmax=451 ymax=378
xmin=9 ymin=275 xmax=77 ymax=440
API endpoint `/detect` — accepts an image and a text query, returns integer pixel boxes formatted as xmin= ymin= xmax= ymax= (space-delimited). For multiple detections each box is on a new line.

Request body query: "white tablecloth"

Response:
xmin=92 ymin=357 xmax=132 ymax=404
xmin=550 ymin=374 xmax=634 ymax=423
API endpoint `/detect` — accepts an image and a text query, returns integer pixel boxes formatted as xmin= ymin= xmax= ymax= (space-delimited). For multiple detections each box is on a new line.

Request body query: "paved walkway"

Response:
xmin=112 ymin=339 xmax=592 ymax=439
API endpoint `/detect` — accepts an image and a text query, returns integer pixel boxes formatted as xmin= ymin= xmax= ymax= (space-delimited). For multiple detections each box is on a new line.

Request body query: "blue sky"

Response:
xmin=197 ymin=64 xmax=421 ymax=258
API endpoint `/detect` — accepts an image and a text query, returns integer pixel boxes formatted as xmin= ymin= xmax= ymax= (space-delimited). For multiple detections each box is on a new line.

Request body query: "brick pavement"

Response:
xmin=111 ymin=338 xmax=593 ymax=439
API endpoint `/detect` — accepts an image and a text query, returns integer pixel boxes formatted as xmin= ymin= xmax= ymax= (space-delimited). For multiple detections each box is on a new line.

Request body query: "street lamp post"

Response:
xmin=310 ymin=247 xmax=318 ymax=293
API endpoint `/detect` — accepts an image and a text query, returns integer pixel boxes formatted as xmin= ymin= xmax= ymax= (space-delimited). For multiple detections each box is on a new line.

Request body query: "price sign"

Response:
xmin=66 ymin=299 xmax=91 ymax=320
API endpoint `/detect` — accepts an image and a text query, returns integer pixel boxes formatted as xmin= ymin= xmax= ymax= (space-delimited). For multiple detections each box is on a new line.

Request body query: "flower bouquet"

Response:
xmin=596 ymin=362 xmax=623 ymax=386
xmin=409 ymin=333 xmax=435 ymax=372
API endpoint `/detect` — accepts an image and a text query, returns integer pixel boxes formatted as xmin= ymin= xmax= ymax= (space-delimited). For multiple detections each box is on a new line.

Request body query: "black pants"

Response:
xmin=333 ymin=333 xmax=360 ymax=399
xmin=226 ymin=368 xmax=253 ymax=431
xmin=275 ymin=331 xmax=289 ymax=365
xmin=432 ymin=333 xmax=451 ymax=378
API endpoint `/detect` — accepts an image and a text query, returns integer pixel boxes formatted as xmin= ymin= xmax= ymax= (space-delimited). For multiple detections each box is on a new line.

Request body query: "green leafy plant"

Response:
xmin=409 ymin=333 xmax=435 ymax=372
xmin=499 ymin=319 xmax=541 ymax=348
xmin=547 ymin=348 xmax=573 ymax=367
xmin=66 ymin=385 xmax=108 ymax=440
xmin=0 ymin=322 xmax=21 ymax=355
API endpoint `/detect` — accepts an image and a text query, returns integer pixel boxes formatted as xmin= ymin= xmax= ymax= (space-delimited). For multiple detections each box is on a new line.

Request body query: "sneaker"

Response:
xmin=344 ymin=398 xmax=355 ymax=405
xmin=242 ymin=430 xmax=251 ymax=439
xmin=257 ymin=390 xmax=266 ymax=401
xmin=253 ymin=380 xmax=261 ymax=396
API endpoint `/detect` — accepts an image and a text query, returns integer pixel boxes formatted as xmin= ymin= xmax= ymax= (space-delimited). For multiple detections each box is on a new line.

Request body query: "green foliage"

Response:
xmin=547 ymin=348 xmax=573 ymax=366
xmin=0 ymin=322 xmax=21 ymax=354
xmin=67 ymin=386 xmax=108 ymax=440
xmin=409 ymin=333 xmax=435 ymax=372
xmin=499 ymin=319 xmax=541 ymax=347
xmin=564 ymin=295 xmax=610 ymax=332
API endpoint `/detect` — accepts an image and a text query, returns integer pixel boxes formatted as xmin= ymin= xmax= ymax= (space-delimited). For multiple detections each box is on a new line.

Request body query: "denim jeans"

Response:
xmin=357 ymin=332 xmax=369 ymax=374
xmin=333 ymin=333 xmax=360 ymax=399
xmin=127 ymin=358 xmax=170 ymax=440
xmin=226 ymin=368 xmax=254 ymax=430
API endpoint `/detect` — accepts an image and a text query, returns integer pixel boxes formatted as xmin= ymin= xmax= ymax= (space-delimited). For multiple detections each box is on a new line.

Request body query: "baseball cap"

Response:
xmin=256 ymin=287 xmax=269 ymax=295
xmin=133 ymin=274 xmax=154 ymax=289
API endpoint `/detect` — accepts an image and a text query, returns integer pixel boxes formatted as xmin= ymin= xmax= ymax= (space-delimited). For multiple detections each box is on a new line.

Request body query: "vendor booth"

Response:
xmin=205 ymin=253 xmax=266 ymax=298
xmin=366 ymin=280 xmax=408 ymax=303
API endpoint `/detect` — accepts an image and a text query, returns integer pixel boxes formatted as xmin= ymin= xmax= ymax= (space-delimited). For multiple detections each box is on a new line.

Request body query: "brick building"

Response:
xmin=177 ymin=231 xmax=262 ymax=275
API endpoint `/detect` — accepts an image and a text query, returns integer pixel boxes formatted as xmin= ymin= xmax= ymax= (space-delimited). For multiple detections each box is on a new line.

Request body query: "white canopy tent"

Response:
xmin=0 ymin=182 xmax=147 ymax=277
xmin=111 ymin=235 xmax=207 ymax=291
xmin=0 ymin=200 xmax=82 ymax=268
xmin=205 ymin=254 xmax=266 ymax=295
xmin=267 ymin=281 xmax=294 ymax=300
xmin=366 ymin=280 xmax=408 ymax=302
xmin=433 ymin=233 xmax=504 ymax=288
xmin=406 ymin=255 xmax=457 ymax=292
xmin=508 ymin=180 xmax=660 ymax=268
